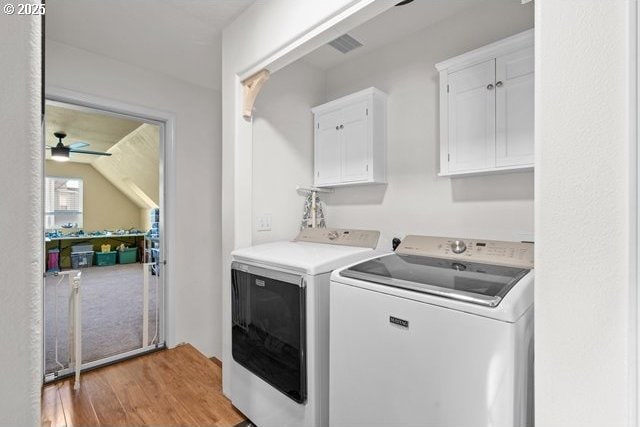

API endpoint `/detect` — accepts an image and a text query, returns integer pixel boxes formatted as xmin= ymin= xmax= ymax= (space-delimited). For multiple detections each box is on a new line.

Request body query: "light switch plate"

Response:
xmin=256 ymin=214 xmax=272 ymax=232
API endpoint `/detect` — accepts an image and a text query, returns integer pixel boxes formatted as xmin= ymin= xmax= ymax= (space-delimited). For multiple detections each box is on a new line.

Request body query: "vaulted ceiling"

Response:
xmin=45 ymin=103 xmax=160 ymax=210
xmin=45 ymin=104 xmax=143 ymax=164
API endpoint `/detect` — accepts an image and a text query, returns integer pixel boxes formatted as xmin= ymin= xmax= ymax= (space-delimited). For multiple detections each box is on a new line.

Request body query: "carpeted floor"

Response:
xmin=44 ymin=263 xmax=160 ymax=374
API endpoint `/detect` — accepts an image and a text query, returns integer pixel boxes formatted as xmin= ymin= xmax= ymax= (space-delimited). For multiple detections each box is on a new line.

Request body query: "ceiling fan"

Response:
xmin=48 ymin=132 xmax=112 ymax=162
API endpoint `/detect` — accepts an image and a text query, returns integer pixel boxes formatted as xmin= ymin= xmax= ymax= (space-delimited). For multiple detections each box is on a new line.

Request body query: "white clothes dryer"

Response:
xmin=230 ymin=228 xmax=381 ymax=427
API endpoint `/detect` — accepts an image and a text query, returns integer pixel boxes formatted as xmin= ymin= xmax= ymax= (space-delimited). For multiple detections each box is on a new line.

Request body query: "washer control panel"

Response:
xmin=397 ymin=235 xmax=534 ymax=269
xmin=294 ymin=228 xmax=380 ymax=249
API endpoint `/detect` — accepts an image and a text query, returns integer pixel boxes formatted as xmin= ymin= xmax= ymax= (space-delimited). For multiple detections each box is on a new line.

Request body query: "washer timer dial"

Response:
xmin=450 ymin=240 xmax=467 ymax=254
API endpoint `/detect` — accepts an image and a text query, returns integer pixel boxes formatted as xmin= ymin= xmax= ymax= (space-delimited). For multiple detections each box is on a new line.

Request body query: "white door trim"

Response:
xmin=44 ymin=86 xmax=177 ymax=349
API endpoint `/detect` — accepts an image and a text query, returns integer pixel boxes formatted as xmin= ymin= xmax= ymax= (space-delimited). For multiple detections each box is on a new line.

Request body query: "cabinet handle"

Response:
xmin=496 ymin=81 xmax=503 ymax=88
xmin=340 ymin=124 xmax=344 ymax=129
xmin=487 ymin=84 xmax=494 ymax=90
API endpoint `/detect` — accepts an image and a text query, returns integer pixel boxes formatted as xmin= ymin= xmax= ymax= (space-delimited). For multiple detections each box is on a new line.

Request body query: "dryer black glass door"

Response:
xmin=231 ymin=264 xmax=306 ymax=403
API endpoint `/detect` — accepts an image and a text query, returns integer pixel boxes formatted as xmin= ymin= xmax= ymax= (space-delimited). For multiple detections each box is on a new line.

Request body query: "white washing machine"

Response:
xmin=230 ymin=228 xmax=381 ymax=427
xmin=330 ymin=235 xmax=535 ymax=427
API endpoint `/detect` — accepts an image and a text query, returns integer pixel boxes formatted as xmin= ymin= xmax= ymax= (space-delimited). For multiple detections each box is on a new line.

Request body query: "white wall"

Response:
xmin=252 ymin=61 xmax=327 ymax=244
xmin=536 ymin=1 xmax=633 ymax=426
xmin=0 ymin=6 xmax=42 ymax=426
xmin=322 ymin=0 xmax=534 ymax=249
xmin=46 ymin=40 xmax=223 ymax=357
xmin=245 ymin=0 xmax=534 ymax=250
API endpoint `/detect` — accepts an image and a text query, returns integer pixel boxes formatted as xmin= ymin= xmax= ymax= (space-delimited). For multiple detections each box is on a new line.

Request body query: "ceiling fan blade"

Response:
xmin=68 ymin=142 xmax=89 ymax=149
xmin=69 ymin=149 xmax=112 ymax=156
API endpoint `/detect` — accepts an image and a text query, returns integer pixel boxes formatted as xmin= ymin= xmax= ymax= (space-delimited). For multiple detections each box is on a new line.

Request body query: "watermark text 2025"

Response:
xmin=3 ymin=3 xmax=45 ymax=15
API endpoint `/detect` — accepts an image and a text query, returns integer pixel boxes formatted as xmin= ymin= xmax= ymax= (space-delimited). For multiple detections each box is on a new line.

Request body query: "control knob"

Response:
xmin=450 ymin=240 xmax=467 ymax=254
xmin=328 ymin=231 xmax=339 ymax=240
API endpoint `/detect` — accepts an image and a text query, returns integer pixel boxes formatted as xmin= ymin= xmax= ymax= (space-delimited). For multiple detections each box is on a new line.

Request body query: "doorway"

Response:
xmin=43 ymin=98 xmax=167 ymax=381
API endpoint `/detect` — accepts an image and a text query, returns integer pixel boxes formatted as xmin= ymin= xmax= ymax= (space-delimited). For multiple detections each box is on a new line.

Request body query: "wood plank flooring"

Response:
xmin=42 ymin=344 xmax=248 ymax=427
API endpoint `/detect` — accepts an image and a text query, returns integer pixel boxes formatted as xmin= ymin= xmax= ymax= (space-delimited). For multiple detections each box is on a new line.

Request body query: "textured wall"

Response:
xmin=46 ymin=160 xmax=143 ymax=231
xmin=0 ymin=5 xmax=42 ymax=426
xmin=536 ymin=1 xmax=632 ymax=426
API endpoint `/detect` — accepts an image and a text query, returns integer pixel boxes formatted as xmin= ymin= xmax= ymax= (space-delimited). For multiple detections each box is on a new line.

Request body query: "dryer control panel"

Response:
xmin=397 ymin=235 xmax=534 ymax=269
xmin=294 ymin=228 xmax=380 ymax=249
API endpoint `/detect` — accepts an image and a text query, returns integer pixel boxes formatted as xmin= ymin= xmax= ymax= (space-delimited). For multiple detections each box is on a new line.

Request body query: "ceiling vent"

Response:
xmin=328 ymin=34 xmax=363 ymax=54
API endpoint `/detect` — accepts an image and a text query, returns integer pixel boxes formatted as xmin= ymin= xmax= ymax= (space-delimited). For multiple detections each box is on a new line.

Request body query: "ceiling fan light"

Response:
xmin=51 ymin=146 xmax=70 ymax=162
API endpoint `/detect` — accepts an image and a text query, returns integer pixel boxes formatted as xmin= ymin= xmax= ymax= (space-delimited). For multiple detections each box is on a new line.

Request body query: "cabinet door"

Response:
xmin=495 ymin=47 xmax=534 ymax=167
xmin=315 ymin=109 xmax=342 ymax=185
xmin=340 ymin=100 xmax=370 ymax=183
xmin=447 ymin=59 xmax=496 ymax=172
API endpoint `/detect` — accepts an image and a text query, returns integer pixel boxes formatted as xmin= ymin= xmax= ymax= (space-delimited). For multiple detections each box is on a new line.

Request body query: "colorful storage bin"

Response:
xmin=47 ymin=249 xmax=60 ymax=272
xmin=94 ymin=251 xmax=117 ymax=266
xmin=118 ymin=247 xmax=137 ymax=264
xmin=71 ymin=251 xmax=94 ymax=269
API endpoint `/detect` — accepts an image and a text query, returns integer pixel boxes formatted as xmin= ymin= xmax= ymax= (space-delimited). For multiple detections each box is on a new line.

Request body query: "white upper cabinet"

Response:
xmin=436 ymin=29 xmax=534 ymax=177
xmin=312 ymin=87 xmax=387 ymax=187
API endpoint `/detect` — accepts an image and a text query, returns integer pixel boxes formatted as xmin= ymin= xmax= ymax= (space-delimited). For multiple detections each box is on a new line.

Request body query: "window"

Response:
xmin=45 ymin=176 xmax=83 ymax=230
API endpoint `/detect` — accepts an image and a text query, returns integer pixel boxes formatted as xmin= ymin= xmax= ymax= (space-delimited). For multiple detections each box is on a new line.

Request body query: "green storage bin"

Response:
xmin=118 ymin=247 xmax=137 ymax=264
xmin=94 ymin=251 xmax=117 ymax=266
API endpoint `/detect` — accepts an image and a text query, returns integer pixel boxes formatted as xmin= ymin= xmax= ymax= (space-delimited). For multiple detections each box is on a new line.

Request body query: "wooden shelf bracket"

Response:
xmin=242 ymin=69 xmax=270 ymax=120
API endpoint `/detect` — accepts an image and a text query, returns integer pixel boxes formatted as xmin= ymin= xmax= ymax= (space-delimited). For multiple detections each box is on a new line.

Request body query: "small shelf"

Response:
xmin=438 ymin=164 xmax=533 ymax=178
xmin=314 ymin=180 xmax=388 ymax=188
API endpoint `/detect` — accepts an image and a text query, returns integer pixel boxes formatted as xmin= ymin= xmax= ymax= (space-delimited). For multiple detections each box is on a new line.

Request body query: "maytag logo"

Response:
xmin=389 ymin=316 xmax=409 ymax=328
xmin=255 ymin=279 xmax=266 ymax=287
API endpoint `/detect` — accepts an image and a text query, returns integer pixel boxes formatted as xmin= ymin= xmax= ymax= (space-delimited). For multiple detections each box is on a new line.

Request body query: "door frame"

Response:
xmin=633 ymin=1 xmax=640 ymax=425
xmin=43 ymin=86 xmax=176 ymax=378
xmin=630 ymin=1 xmax=640 ymax=426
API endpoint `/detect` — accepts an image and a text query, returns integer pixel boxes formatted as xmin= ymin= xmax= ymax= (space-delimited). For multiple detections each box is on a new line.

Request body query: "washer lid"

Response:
xmin=232 ymin=241 xmax=377 ymax=275
xmin=340 ymin=253 xmax=530 ymax=307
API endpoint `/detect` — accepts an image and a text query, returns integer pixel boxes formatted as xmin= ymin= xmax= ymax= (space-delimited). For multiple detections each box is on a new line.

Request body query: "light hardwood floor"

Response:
xmin=42 ymin=344 xmax=248 ymax=427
